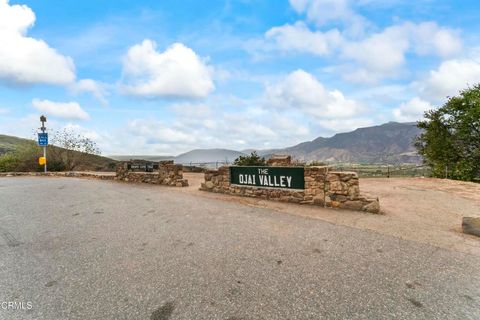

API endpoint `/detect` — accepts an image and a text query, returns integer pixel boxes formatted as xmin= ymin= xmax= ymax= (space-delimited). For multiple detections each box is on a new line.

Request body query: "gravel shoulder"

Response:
xmin=183 ymin=173 xmax=480 ymax=256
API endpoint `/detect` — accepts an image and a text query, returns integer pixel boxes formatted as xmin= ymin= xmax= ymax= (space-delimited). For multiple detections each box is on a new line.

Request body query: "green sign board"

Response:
xmin=230 ymin=166 xmax=305 ymax=190
xmin=127 ymin=162 xmax=159 ymax=172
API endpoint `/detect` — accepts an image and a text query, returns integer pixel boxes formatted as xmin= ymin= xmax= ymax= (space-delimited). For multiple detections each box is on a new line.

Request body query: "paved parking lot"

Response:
xmin=1 ymin=177 xmax=479 ymax=319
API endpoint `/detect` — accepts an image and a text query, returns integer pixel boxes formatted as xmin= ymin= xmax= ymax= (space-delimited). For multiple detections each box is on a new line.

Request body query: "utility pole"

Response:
xmin=39 ymin=115 xmax=48 ymax=173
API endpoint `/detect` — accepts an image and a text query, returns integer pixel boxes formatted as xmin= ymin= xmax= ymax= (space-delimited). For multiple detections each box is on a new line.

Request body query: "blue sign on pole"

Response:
xmin=38 ymin=133 xmax=48 ymax=146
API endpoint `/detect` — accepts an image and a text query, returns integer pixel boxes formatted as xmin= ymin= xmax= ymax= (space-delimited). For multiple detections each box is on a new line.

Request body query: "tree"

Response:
xmin=233 ymin=151 xmax=267 ymax=166
xmin=415 ymin=84 xmax=480 ymax=181
xmin=49 ymin=129 xmax=101 ymax=170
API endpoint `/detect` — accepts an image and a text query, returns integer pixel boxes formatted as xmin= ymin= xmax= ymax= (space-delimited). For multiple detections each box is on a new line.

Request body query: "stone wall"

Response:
xmin=116 ymin=161 xmax=188 ymax=187
xmin=0 ymin=171 xmax=115 ymax=180
xmin=267 ymin=155 xmax=292 ymax=166
xmin=200 ymin=166 xmax=380 ymax=213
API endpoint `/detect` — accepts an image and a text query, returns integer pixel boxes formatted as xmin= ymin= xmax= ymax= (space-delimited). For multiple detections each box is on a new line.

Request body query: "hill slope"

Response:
xmin=0 ymin=134 xmax=117 ymax=171
xmin=3 ymin=121 xmax=421 ymax=167
xmin=175 ymin=149 xmax=246 ymax=164
xmin=0 ymin=134 xmax=32 ymax=155
xmin=109 ymin=122 xmax=423 ymax=165
xmin=257 ymin=122 xmax=422 ymax=163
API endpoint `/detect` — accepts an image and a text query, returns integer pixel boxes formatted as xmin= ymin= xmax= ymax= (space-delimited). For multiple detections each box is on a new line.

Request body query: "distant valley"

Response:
xmin=1 ymin=122 xmax=422 ymax=166
xmin=110 ymin=122 xmax=423 ymax=164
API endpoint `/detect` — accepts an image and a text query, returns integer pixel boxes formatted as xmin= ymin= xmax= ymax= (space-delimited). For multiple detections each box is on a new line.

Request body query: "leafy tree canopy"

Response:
xmin=415 ymin=84 xmax=480 ymax=181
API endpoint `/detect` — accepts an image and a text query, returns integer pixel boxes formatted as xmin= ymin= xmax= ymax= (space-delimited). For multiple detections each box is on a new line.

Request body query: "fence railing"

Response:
xmin=175 ymin=160 xmax=431 ymax=177
xmin=328 ymin=164 xmax=431 ymax=177
xmin=176 ymin=161 xmax=232 ymax=169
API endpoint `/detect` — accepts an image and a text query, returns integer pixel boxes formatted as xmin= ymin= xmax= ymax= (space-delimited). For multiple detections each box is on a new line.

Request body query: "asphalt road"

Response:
xmin=0 ymin=177 xmax=479 ymax=320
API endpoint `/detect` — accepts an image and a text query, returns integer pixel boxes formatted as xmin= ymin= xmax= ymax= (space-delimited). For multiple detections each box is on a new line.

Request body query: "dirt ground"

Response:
xmin=183 ymin=173 xmax=480 ymax=256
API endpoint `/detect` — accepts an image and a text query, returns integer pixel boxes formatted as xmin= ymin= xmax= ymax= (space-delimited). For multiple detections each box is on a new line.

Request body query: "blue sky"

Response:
xmin=1 ymin=0 xmax=479 ymax=155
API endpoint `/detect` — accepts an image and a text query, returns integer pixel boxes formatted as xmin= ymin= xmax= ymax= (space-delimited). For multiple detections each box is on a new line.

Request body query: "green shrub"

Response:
xmin=307 ymin=161 xmax=327 ymax=167
xmin=233 ymin=151 xmax=267 ymax=166
xmin=0 ymin=153 xmax=19 ymax=172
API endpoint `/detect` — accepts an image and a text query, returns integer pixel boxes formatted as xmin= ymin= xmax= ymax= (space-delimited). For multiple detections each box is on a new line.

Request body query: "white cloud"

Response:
xmin=317 ymin=118 xmax=374 ymax=132
xmin=265 ymin=69 xmax=361 ymax=119
xmin=220 ymin=113 xmax=278 ymax=139
xmin=289 ymin=0 xmax=368 ymax=36
xmin=127 ymin=119 xmax=196 ymax=144
xmin=32 ymin=99 xmax=90 ymax=120
xmin=0 ymin=107 xmax=9 ymax=114
xmin=265 ymin=21 xmax=341 ymax=56
xmin=0 ymin=113 xmax=59 ymax=140
xmin=412 ymin=22 xmax=462 ymax=58
xmin=417 ymin=59 xmax=480 ymax=102
xmin=289 ymin=0 xmax=309 ymax=12
xmin=169 ymin=103 xmax=212 ymax=118
xmin=342 ymin=25 xmax=409 ymax=81
xmin=342 ymin=22 xmax=462 ymax=83
xmin=69 ymin=79 xmax=108 ymax=106
xmin=110 ymin=98 xmax=315 ymax=155
xmin=0 ymin=0 xmax=75 ymax=85
xmin=121 ymin=40 xmax=214 ymax=98
xmin=269 ymin=113 xmax=310 ymax=136
xmin=393 ymin=97 xmax=432 ymax=122
xmin=63 ymin=123 xmax=100 ymax=141
xmin=266 ymin=1 xmax=464 ymax=84
xmin=263 ymin=0 xmax=463 ymax=84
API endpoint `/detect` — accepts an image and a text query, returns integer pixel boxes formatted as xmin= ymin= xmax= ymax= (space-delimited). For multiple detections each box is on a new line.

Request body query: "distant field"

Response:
xmin=109 ymin=155 xmax=174 ymax=161
xmin=172 ymin=161 xmax=430 ymax=178
xmin=112 ymin=159 xmax=430 ymax=177
xmin=328 ymin=163 xmax=431 ymax=178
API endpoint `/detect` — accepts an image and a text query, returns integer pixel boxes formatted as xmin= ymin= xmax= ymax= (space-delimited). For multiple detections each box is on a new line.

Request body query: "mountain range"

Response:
xmin=254 ymin=121 xmax=423 ymax=164
xmin=2 ymin=122 xmax=423 ymax=166
xmin=112 ymin=122 xmax=423 ymax=164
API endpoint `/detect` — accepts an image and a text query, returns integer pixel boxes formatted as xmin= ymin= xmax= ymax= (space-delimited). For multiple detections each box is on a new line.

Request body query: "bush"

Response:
xmin=0 ymin=153 xmax=19 ymax=172
xmin=0 ymin=142 xmax=43 ymax=172
xmin=233 ymin=151 xmax=267 ymax=166
xmin=307 ymin=161 xmax=327 ymax=167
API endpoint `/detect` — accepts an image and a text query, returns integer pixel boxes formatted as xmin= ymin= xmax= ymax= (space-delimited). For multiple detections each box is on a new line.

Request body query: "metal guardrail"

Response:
xmin=175 ymin=161 xmax=232 ymax=169
xmin=175 ymin=161 xmax=431 ymax=177
xmin=329 ymin=164 xmax=431 ymax=177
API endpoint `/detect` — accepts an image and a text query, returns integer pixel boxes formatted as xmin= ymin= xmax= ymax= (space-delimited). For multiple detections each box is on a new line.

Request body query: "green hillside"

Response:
xmin=0 ymin=134 xmax=118 ymax=172
xmin=0 ymin=134 xmax=32 ymax=155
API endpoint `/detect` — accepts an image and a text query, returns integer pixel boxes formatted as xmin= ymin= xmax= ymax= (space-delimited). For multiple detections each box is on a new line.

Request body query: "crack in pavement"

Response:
xmin=0 ymin=226 xmax=21 ymax=247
